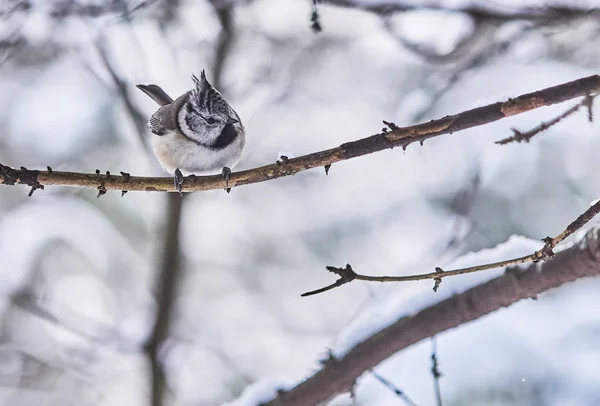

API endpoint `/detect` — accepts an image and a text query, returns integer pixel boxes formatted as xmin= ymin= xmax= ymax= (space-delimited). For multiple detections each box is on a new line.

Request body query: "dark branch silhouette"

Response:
xmin=323 ymin=1 xmax=596 ymax=20
xmin=431 ymin=338 xmax=443 ymax=406
xmin=369 ymin=369 xmax=417 ymax=406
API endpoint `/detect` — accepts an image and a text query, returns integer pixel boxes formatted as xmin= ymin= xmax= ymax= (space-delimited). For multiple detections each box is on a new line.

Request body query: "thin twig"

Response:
xmin=369 ymin=369 xmax=418 ymax=406
xmin=302 ymin=199 xmax=600 ymax=296
xmin=266 ymin=228 xmax=600 ymax=406
xmin=96 ymin=38 xmax=149 ymax=146
xmin=495 ymin=95 xmax=594 ymax=144
xmin=310 ymin=0 xmax=322 ymax=33
xmin=430 ymin=338 xmax=443 ymax=406
xmin=1 ymin=75 xmax=598 ymax=194
xmin=0 ymin=0 xmax=161 ymax=19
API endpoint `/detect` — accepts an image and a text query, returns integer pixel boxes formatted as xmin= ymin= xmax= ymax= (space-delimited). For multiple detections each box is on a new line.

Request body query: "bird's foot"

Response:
xmin=222 ymin=167 xmax=231 ymax=193
xmin=174 ymin=168 xmax=184 ymax=196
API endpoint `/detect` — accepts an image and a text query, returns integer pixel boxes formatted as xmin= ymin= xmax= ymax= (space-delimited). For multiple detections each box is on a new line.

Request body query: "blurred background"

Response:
xmin=1 ymin=0 xmax=600 ymax=405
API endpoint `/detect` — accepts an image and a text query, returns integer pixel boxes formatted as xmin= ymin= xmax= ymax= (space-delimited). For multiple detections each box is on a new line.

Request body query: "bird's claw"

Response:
xmin=174 ymin=168 xmax=184 ymax=196
xmin=222 ymin=167 xmax=231 ymax=193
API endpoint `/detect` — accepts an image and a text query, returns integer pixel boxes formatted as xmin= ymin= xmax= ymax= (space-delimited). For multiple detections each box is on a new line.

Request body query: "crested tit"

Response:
xmin=137 ymin=70 xmax=245 ymax=194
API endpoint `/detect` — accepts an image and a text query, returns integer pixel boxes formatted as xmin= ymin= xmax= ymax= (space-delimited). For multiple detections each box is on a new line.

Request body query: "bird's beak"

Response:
xmin=227 ymin=117 xmax=239 ymax=124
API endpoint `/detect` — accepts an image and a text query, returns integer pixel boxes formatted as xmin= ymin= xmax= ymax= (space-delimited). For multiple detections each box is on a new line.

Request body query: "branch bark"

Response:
xmin=266 ymin=229 xmax=600 ymax=406
xmin=1 ymin=75 xmax=599 ymax=195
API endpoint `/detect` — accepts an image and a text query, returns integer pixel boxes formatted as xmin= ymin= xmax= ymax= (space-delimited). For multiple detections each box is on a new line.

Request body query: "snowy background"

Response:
xmin=1 ymin=0 xmax=600 ymax=405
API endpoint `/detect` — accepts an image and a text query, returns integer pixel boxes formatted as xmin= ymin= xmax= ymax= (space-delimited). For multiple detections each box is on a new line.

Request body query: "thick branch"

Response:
xmin=1 ymin=75 xmax=598 ymax=195
xmin=266 ymin=229 xmax=600 ymax=406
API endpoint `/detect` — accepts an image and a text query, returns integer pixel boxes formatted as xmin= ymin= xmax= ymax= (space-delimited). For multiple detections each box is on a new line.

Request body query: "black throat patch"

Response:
xmin=178 ymin=121 xmax=238 ymax=150
xmin=211 ymin=123 xmax=238 ymax=150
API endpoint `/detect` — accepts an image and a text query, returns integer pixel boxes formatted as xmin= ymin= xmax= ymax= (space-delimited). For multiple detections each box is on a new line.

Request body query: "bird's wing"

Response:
xmin=147 ymin=105 xmax=177 ymax=136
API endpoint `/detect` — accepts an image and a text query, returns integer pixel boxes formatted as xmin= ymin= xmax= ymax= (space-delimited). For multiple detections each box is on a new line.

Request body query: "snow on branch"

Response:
xmin=262 ymin=228 xmax=600 ymax=406
xmin=1 ymin=75 xmax=599 ymax=196
xmin=302 ymin=198 xmax=600 ymax=295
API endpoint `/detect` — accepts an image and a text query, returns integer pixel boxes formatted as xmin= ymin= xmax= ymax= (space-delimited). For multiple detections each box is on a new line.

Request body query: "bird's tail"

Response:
xmin=136 ymin=84 xmax=174 ymax=106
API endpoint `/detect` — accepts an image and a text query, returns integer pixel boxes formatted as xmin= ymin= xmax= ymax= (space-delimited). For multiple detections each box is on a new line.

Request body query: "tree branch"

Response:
xmin=1 ymin=75 xmax=598 ymax=195
xmin=265 ymin=228 xmax=600 ymax=406
xmin=369 ymin=369 xmax=417 ymax=406
xmin=430 ymin=338 xmax=443 ymax=406
xmin=96 ymin=38 xmax=150 ymax=146
xmin=145 ymin=191 xmax=183 ymax=406
xmin=0 ymin=0 xmax=161 ymax=19
xmin=495 ymin=94 xmax=594 ymax=145
xmin=302 ymin=197 xmax=600 ymax=296
xmin=323 ymin=1 xmax=596 ymax=20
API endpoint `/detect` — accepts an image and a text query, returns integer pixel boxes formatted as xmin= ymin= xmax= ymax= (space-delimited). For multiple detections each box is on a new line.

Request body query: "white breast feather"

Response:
xmin=151 ymin=129 xmax=245 ymax=175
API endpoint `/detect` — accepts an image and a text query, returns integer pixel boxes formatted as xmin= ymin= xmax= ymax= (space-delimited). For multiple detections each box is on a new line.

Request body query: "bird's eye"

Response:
xmin=205 ymin=117 xmax=216 ymax=124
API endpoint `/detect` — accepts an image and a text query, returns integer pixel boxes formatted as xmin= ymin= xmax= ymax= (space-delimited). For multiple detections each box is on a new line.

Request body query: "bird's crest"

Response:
xmin=190 ymin=70 xmax=229 ymax=116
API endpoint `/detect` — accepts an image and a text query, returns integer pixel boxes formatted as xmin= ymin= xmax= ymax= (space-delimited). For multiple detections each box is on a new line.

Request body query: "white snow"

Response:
xmin=221 ymin=376 xmax=293 ymax=406
xmin=2 ymin=0 xmax=600 ymax=405
xmin=332 ymin=235 xmax=543 ymax=358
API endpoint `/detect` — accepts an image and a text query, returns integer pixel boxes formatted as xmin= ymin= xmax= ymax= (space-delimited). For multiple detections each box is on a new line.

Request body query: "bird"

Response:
xmin=136 ymin=70 xmax=245 ymax=194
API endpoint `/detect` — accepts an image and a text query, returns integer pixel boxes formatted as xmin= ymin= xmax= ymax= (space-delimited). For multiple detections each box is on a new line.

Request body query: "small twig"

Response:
xmin=369 ymin=369 xmax=418 ymax=406
xmin=495 ymin=95 xmax=594 ymax=144
xmin=433 ymin=268 xmax=443 ymax=292
xmin=301 ymin=264 xmax=356 ymax=296
xmin=584 ymin=94 xmax=595 ymax=122
xmin=3 ymin=0 xmax=161 ymax=19
xmin=96 ymin=38 xmax=149 ymax=146
xmin=302 ymin=199 xmax=600 ymax=296
xmin=310 ymin=0 xmax=322 ymax=33
xmin=0 ymin=164 xmax=43 ymax=195
xmin=349 ymin=382 xmax=357 ymax=406
xmin=430 ymin=338 xmax=443 ymax=406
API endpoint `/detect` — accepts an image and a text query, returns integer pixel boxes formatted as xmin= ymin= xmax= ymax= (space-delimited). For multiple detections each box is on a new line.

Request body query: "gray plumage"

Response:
xmin=136 ymin=84 xmax=173 ymax=106
xmin=136 ymin=71 xmax=245 ymax=178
